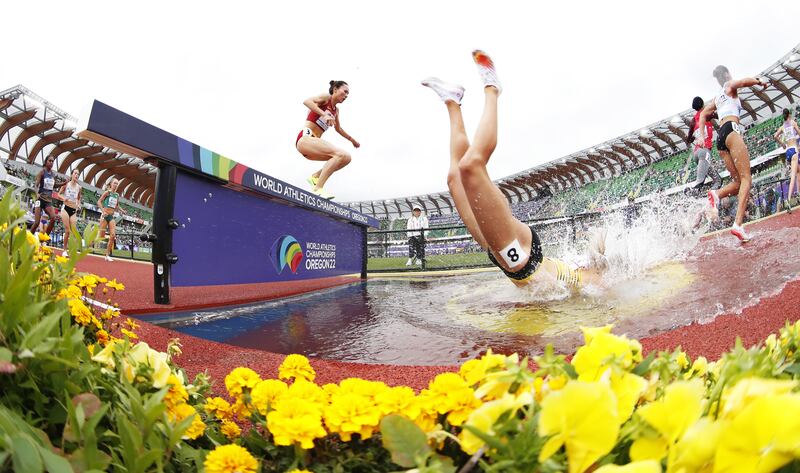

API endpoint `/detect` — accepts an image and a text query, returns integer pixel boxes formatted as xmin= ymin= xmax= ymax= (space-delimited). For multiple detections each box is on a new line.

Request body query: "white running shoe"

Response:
xmin=313 ymin=187 xmax=335 ymax=200
xmin=421 ymin=77 xmax=465 ymax=105
xmin=472 ymin=50 xmax=502 ymax=94
xmin=406 ymin=258 xmax=413 ymax=266
xmin=730 ymin=223 xmax=752 ymax=243
xmin=62 ymin=250 xmax=68 ymax=257
xmin=104 ymin=255 xmax=114 ymax=262
xmin=416 ymin=259 xmax=423 ymax=266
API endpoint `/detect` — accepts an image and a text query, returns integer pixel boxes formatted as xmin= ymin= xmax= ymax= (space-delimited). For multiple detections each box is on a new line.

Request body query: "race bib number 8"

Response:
xmin=500 ymin=239 xmax=528 ymax=268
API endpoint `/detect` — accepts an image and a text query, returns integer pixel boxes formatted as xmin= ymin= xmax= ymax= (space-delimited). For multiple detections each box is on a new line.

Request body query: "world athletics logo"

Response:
xmin=270 ymin=235 xmax=303 ymax=274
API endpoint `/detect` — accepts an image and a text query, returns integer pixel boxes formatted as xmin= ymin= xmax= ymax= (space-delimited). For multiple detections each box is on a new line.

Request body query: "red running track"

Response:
xmin=76 ymin=210 xmax=800 ymax=391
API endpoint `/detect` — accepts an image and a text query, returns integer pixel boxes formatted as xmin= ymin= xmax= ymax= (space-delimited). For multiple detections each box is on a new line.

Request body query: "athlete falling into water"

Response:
xmin=699 ymin=65 xmax=770 ymax=242
xmin=422 ymin=50 xmax=607 ymax=289
xmin=296 ymin=80 xmax=361 ymax=200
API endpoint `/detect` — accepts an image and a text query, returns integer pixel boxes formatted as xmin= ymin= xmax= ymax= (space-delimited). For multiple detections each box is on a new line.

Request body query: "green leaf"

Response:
xmin=632 ymin=352 xmax=656 ymax=376
xmin=39 ymin=447 xmax=73 ymax=473
xmin=11 ymin=433 xmax=44 ymax=473
xmin=379 ymin=414 xmax=431 ymax=468
xmin=0 ymin=347 xmax=12 ymax=363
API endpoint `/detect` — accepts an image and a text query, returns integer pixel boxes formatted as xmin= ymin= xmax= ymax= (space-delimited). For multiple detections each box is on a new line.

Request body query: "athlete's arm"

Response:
xmin=303 ymin=94 xmax=335 ymax=123
xmin=698 ymin=102 xmax=717 ymax=143
xmin=728 ymin=76 xmax=768 ymax=92
xmin=334 ymin=115 xmax=360 ymax=148
xmin=98 ymin=191 xmax=108 ymax=214
xmin=794 ymin=120 xmax=800 ymax=138
xmin=774 ymin=128 xmax=786 ymax=147
xmin=34 ymin=170 xmax=43 ymax=198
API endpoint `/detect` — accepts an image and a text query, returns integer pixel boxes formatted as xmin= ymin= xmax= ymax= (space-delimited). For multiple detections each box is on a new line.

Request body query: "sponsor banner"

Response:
xmin=171 ymin=170 xmax=363 ymax=287
xmin=80 ymin=100 xmax=377 ymax=228
xmin=230 ymin=166 xmax=378 ymax=227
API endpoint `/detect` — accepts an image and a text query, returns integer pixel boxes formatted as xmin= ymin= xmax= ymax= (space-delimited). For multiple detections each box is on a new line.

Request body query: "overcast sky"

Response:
xmin=6 ymin=0 xmax=800 ymax=202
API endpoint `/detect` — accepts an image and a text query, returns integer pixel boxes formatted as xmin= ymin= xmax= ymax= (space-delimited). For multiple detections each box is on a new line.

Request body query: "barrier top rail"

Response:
xmin=77 ymin=100 xmax=380 ymax=228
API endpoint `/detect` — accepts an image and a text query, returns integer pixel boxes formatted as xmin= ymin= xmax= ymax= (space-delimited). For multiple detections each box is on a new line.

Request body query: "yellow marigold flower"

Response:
xmin=375 ymin=386 xmax=418 ymax=418
xmin=324 ymin=392 xmax=382 ymax=441
xmin=629 ymin=436 xmax=668 ymax=463
xmin=121 ymin=328 xmax=138 ymax=340
xmin=425 ymin=373 xmax=480 ymax=425
xmin=168 ymin=403 xmax=206 ymax=440
xmin=224 ymin=367 xmax=261 ymax=398
xmin=322 ymin=383 xmax=340 ymax=397
xmin=610 ymin=372 xmax=647 ymax=425
xmin=593 ymin=460 xmax=661 ymax=473
xmin=539 ymin=381 xmax=619 ymax=473
xmin=286 ymin=379 xmax=328 ymax=405
xmin=96 ymin=330 xmax=110 ymax=346
xmin=204 ymin=444 xmax=258 ymax=473
xmin=165 ymin=374 xmax=189 ymax=409
xmin=125 ymin=317 xmax=140 ymax=330
xmin=87 ymin=344 xmax=95 ymax=356
xmin=720 ymin=378 xmax=798 ymax=420
xmin=68 ymin=299 xmax=94 ymax=326
xmin=55 ymin=255 xmax=68 ymax=264
xmin=637 ymin=380 xmax=704 ymax=445
xmin=267 ymin=397 xmax=327 ymax=449
xmin=714 ymin=394 xmax=800 ymax=473
xmin=250 ymin=379 xmax=288 ymax=415
xmin=287 ymin=470 xmax=313 ymax=473
xmin=572 ymin=329 xmax=637 ymax=381
xmin=101 ymin=308 xmax=117 ymax=320
xmin=684 ymin=356 xmax=708 ymax=379
xmin=106 ymin=278 xmax=125 ymax=291
xmin=278 ymin=354 xmax=316 ymax=382
xmin=220 ymin=420 xmax=242 ymax=440
xmin=675 ymin=351 xmax=689 ymax=370
xmin=459 ymin=392 xmax=531 ymax=455
xmin=26 ymin=231 xmax=40 ymax=247
xmin=231 ymin=398 xmax=254 ymax=419
xmin=123 ymin=342 xmax=171 ymax=389
xmin=669 ymin=418 xmax=722 ymax=473
xmin=37 ymin=232 xmax=50 ymax=242
xmin=337 ymin=378 xmax=389 ymax=400
xmin=205 ymin=397 xmax=233 ymax=421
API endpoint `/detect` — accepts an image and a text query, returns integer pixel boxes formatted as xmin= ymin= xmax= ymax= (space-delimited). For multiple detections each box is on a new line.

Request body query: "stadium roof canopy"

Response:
xmin=344 ymin=43 xmax=800 ymax=219
xmin=0 ymin=85 xmax=157 ymax=207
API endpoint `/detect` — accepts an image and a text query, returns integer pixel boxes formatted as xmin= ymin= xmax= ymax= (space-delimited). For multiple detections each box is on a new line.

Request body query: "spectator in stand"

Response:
xmin=58 ymin=169 xmax=83 ymax=257
xmin=30 ymin=156 xmax=59 ymax=237
xmin=687 ymin=96 xmax=721 ymax=193
xmin=406 ymin=206 xmax=429 ymax=266
xmin=623 ymin=193 xmax=638 ymax=228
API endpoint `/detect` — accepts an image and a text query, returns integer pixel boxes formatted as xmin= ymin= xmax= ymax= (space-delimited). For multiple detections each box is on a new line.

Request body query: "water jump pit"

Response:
xmin=76 ymin=207 xmax=800 ymax=392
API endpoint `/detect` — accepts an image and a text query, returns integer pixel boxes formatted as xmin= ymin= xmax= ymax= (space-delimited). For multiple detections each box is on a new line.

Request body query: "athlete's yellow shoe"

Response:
xmin=307 ymin=175 xmax=319 ymax=187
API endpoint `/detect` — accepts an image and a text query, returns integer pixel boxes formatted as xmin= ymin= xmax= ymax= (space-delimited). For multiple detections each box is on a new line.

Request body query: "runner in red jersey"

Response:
xmin=687 ymin=96 xmax=721 ymax=193
xmin=296 ymin=80 xmax=360 ymax=200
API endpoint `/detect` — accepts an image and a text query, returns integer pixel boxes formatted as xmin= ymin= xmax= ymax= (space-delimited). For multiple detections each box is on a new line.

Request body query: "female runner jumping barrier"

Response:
xmin=699 ymin=65 xmax=769 ymax=242
xmin=422 ymin=50 xmax=606 ymax=289
xmin=296 ymin=80 xmax=360 ymax=200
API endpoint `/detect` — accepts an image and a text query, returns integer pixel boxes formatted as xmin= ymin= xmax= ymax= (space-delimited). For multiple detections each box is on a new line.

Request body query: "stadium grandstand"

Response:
xmin=0 ymin=85 xmax=155 ymax=258
xmin=349 ymin=44 xmax=800 ymax=270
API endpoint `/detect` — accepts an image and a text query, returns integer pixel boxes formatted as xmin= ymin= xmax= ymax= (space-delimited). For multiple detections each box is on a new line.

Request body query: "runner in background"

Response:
xmin=58 ymin=169 xmax=82 ymax=257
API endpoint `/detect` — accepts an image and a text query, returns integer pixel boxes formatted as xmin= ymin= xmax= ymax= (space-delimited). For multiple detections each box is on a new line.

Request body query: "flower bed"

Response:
xmin=3 ymin=192 xmax=800 ymax=472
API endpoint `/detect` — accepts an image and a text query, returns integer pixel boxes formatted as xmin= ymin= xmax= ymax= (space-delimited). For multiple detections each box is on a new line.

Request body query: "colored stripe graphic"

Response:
xmin=270 ymin=235 xmax=303 ymax=274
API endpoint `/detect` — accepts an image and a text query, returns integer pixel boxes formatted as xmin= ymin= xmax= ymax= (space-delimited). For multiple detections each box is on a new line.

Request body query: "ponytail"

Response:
xmin=328 ymin=80 xmax=348 ymax=95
